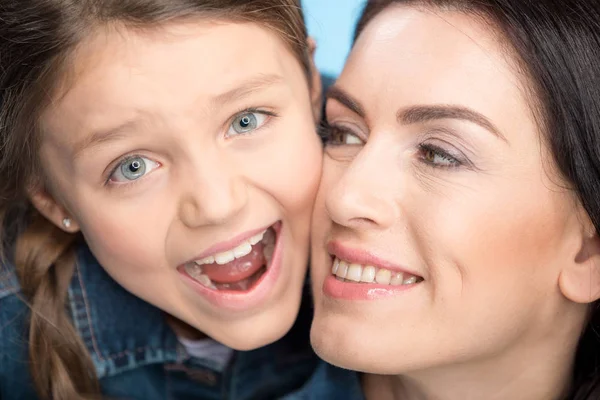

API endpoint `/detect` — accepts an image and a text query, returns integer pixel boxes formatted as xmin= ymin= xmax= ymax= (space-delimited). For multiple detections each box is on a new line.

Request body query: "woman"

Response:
xmin=306 ymin=0 xmax=600 ymax=399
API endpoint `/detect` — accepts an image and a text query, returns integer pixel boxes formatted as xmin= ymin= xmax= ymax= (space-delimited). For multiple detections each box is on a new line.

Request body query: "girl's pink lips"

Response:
xmin=177 ymin=222 xmax=284 ymax=313
xmin=327 ymin=240 xmax=423 ymax=278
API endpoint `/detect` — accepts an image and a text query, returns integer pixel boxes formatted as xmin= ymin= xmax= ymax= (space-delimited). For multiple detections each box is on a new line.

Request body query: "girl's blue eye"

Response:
xmin=228 ymin=112 xmax=268 ymax=136
xmin=110 ymin=156 xmax=158 ymax=183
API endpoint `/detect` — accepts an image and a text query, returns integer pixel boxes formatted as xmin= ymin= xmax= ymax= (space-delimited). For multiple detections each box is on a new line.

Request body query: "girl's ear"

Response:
xmin=559 ymin=215 xmax=600 ymax=304
xmin=28 ymin=186 xmax=80 ymax=233
xmin=307 ymin=37 xmax=323 ymax=122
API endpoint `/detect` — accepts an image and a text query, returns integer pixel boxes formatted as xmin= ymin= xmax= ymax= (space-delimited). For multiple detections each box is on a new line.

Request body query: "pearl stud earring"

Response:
xmin=62 ymin=218 xmax=72 ymax=229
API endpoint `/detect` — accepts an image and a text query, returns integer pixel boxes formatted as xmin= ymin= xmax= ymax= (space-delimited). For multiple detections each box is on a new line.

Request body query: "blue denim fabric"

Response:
xmin=0 ymin=243 xmax=318 ymax=399
xmin=284 ymin=361 xmax=364 ymax=400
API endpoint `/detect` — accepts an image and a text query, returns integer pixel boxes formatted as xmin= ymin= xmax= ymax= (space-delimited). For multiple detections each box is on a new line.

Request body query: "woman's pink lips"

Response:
xmin=323 ymin=275 xmax=420 ymax=301
xmin=327 ymin=241 xmax=423 ymax=278
xmin=323 ymin=241 xmax=424 ymax=300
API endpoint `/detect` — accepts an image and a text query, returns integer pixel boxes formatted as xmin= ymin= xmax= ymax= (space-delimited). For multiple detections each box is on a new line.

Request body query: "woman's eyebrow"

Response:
xmin=325 ymin=85 xmax=365 ymax=118
xmin=398 ymin=105 xmax=508 ymax=142
xmin=326 ymin=85 xmax=507 ymax=143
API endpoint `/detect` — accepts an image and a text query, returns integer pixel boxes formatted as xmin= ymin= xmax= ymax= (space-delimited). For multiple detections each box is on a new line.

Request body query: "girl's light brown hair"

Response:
xmin=0 ymin=1 xmax=311 ymax=398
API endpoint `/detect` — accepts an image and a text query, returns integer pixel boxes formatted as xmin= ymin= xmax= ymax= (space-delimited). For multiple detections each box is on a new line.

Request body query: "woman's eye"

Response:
xmin=110 ymin=156 xmax=159 ymax=183
xmin=227 ymin=112 xmax=268 ymax=136
xmin=341 ymin=133 xmax=363 ymax=145
xmin=323 ymin=124 xmax=365 ymax=146
xmin=419 ymin=144 xmax=461 ymax=168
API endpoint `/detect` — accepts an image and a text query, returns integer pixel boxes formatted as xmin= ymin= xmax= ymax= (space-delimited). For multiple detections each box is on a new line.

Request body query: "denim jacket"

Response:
xmin=0 ymin=243 xmax=318 ymax=400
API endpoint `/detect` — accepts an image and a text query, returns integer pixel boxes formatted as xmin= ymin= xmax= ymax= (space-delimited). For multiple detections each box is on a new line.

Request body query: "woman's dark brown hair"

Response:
xmin=355 ymin=0 xmax=600 ymax=398
xmin=0 ymin=1 xmax=311 ymax=398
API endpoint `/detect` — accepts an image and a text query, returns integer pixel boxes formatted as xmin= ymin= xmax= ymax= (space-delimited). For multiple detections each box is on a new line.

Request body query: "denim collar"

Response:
xmin=68 ymin=244 xmax=318 ymax=381
xmin=69 ymin=244 xmax=184 ymax=378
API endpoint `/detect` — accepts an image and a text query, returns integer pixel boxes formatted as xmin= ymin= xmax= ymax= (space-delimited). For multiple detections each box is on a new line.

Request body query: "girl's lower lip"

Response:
xmin=323 ymin=274 xmax=419 ymax=301
xmin=178 ymin=222 xmax=283 ymax=312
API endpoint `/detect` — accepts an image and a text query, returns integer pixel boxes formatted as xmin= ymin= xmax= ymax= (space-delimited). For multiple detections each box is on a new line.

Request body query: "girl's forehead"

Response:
xmin=43 ymin=21 xmax=302 ymax=131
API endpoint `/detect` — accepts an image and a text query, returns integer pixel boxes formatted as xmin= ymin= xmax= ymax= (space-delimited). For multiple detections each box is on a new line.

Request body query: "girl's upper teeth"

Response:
xmin=331 ymin=258 xmax=422 ymax=286
xmin=249 ymin=230 xmax=266 ymax=245
xmin=195 ymin=229 xmax=269 ymax=266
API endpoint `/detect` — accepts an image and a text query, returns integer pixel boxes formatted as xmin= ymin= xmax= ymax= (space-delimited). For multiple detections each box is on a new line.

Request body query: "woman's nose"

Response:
xmin=325 ymin=145 xmax=399 ymax=231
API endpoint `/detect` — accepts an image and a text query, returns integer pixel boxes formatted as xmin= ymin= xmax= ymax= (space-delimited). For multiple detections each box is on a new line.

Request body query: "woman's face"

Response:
xmin=35 ymin=21 xmax=322 ymax=349
xmin=311 ymin=6 xmax=589 ymax=375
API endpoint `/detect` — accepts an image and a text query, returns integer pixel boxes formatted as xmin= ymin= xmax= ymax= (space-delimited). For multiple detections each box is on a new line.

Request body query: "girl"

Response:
xmin=305 ymin=0 xmax=600 ymax=399
xmin=0 ymin=0 xmax=324 ymax=399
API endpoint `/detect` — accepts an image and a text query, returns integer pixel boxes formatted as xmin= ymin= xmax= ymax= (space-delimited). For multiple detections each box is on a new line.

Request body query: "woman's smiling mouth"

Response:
xmin=322 ymin=241 xmax=424 ymax=301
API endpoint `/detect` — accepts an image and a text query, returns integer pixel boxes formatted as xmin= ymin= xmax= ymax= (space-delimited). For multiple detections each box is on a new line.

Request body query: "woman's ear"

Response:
xmin=559 ymin=215 xmax=600 ymax=304
xmin=307 ymin=37 xmax=323 ymax=122
xmin=28 ymin=186 xmax=80 ymax=233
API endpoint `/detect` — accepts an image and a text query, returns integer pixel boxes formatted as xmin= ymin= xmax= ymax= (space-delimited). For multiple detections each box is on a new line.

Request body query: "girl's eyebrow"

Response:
xmin=211 ymin=73 xmax=285 ymax=106
xmin=72 ymin=118 xmax=140 ymax=159
xmin=71 ymin=73 xmax=286 ymax=159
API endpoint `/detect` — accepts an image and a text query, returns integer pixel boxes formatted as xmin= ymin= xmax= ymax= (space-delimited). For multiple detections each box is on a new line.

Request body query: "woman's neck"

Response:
xmin=361 ymin=337 xmax=575 ymax=400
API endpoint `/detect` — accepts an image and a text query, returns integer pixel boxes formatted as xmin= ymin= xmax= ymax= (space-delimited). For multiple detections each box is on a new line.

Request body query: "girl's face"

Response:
xmin=34 ymin=21 xmax=322 ymax=349
xmin=310 ymin=5 xmax=593 ymax=380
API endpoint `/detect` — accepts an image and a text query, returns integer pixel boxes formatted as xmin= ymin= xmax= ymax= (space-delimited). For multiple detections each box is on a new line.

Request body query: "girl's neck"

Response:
xmin=165 ymin=314 xmax=208 ymax=340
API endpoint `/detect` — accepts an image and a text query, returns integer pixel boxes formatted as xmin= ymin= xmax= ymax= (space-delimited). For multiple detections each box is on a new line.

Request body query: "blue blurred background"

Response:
xmin=302 ymin=0 xmax=366 ymax=77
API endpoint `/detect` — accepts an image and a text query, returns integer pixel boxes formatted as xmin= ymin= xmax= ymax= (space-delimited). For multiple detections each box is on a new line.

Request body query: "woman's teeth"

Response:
xmin=331 ymin=258 xmax=422 ymax=286
xmin=184 ymin=228 xmax=276 ymax=290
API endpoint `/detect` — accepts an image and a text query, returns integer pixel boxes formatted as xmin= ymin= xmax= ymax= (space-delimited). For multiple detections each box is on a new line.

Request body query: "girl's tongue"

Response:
xmin=201 ymin=242 xmax=265 ymax=284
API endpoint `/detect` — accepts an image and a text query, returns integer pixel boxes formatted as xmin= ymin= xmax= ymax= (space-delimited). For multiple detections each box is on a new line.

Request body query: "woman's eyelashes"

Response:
xmin=320 ymin=121 xmax=365 ymax=145
xmin=226 ymin=109 xmax=275 ymax=138
xmin=417 ymin=143 xmax=464 ymax=168
xmin=321 ymin=120 xmax=470 ymax=170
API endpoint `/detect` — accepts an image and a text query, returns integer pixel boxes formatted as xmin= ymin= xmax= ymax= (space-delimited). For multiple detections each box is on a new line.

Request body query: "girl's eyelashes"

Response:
xmin=226 ymin=108 xmax=276 ymax=138
xmin=319 ymin=121 xmax=365 ymax=146
xmin=107 ymin=155 xmax=160 ymax=185
xmin=103 ymin=108 xmax=275 ymax=187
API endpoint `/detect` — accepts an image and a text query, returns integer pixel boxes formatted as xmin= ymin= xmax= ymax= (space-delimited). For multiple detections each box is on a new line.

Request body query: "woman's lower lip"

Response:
xmin=179 ymin=223 xmax=283 ymax=312
xmin=323 ymin=274 xmax=419 ymax=301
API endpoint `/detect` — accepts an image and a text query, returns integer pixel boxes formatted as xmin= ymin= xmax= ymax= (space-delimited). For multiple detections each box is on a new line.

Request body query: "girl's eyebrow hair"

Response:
xmin=211 ymin=73 xmax=285 ymax=106
xmin=72 ymin=118 xmax=140 ymax=158
xmin=72 ymin=73 xmax=286 ymax=158
xmin=326 ymin=85 xmax=507 ymax=142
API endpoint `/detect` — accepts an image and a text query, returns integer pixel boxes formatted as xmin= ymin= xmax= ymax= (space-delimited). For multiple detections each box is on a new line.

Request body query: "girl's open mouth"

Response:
xmin=183 ymin=225 xmax=277 ymax=291
xmin=178 ymin=222 xmax=284 ymax=312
